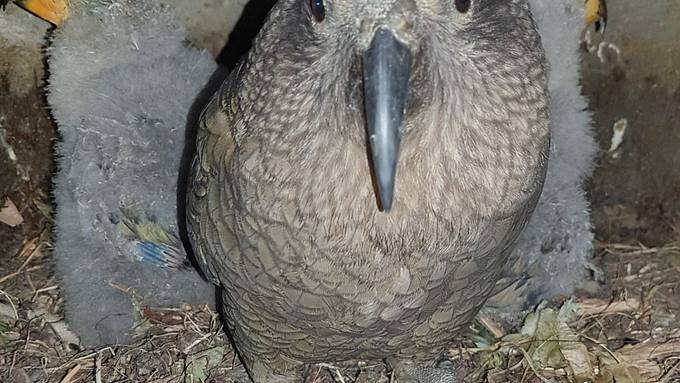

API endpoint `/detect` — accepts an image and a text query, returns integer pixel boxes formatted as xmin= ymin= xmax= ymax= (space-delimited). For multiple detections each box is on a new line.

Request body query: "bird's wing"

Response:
xmin=186 ymin=65 xmax=244 ymax=285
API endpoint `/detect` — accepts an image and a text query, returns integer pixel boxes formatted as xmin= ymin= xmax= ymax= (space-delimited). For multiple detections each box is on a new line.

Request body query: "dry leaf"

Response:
xmin=0 ymin=198 xmax=23 ymax=227
xmin=597 ymin=363 xmax=641 ymax=383
xmin=49 ymin=320 xmax=81 ymax=347
xmin=184 ymin=346 xmax=225 ymax=382
xmin=559 ymin=321 xmax=595 ymax=382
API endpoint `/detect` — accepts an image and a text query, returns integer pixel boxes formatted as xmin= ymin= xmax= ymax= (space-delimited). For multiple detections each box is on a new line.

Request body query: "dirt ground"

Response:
xmin=583 ymin=0 xmax=680 ymax=246
xmin=0 ymin=1 xmax=678 ymax=382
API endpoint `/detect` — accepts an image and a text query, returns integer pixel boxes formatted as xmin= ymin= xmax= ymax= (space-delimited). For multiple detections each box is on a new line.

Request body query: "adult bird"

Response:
xmin=187 ymin=0 xmax=560 ymax=381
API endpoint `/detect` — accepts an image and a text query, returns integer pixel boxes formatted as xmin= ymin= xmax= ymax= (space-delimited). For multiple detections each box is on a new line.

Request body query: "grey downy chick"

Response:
xmin=188 ymin=0 xmax=551 ymax=381
xmin=47 ymin=0 xmax=219 ymax=346
xmin=487 ymin=0 xmax=597 ymax=321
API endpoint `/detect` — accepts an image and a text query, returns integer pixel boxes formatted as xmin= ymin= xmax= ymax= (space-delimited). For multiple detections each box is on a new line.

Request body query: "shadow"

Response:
xmin=216 ymin=0 xmax=278 ymax=69
xmin=213 ymin=288 xmax=255 ymax=380
xmin=177 ymin=66 xmax=230 ymax=275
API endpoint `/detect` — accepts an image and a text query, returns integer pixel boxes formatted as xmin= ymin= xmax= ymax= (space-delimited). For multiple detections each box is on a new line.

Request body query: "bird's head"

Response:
xmin=252 ymin=0 xmax=547 ymax=213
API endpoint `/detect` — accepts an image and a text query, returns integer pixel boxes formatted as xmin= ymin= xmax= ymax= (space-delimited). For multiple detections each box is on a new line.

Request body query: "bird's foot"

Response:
xmin=389 ymin=359 xmax=458 ymax=383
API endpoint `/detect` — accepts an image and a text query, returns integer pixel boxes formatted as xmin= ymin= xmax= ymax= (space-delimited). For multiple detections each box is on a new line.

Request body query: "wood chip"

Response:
xmin=615 ymin=337 xmax=680 ymax=381
xmin=478 ymin=314 xmax=506 ymax=338
xmin=578 ymin=298 xmax=641 ymax=316
xmin=49 ymin=320 xmax=81 ymax=347
xmin=59 ymin=364 xmax=82 ymax=383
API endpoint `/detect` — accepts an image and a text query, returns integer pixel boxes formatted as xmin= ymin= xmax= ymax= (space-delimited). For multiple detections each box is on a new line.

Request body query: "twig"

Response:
xmin=25 ymin=271 xmax=36 ymax=293
xmin=601 ymin=243 xmax=680 ymax=255
xmin=578 ymin=298 xmax=640 ymax=317
xmin=47 ymin=347 xmax=114 ymax=372
xmin=95 ymin=351 xmax=103 ymax=383
xmin=514 ymin=346 xmax=551 ymax=383
xmin=478 ymin=314 xmax=506 ymax=338
xmin=59 ymin=364 xmax=82 ymax=383
xmin=9 ymin=350 xmax=18 ymax=380
xmin=318 ymin=363 xmax=346 ymax=383
xmin=0 ymin=289 xmax=18 ymax=319
xmin=183 ymin=333 xmax=211 ymax=353
xmin=660 ymin=361 xmax=680 ymax=383
xmin=31 ymin=284 xmax=59 ymax=302
xmin=0 ymin=238 xmax=42 ymax=284
xmin=579 ymin=333 xmax=622 ymax=364
xmin=183 ymin=311 xmax=204 ymax=335
xmin=23 ymin=318 xmax=33 ymax=351
xmin=519 ymin=363 xmax=530 ymax=383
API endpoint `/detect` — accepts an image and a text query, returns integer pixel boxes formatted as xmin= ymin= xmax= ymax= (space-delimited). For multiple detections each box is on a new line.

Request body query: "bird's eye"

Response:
xmin=454 ymin=0 xmax=471 ymax=13
xmin=310 ymin=0 xmax=325 ymax=22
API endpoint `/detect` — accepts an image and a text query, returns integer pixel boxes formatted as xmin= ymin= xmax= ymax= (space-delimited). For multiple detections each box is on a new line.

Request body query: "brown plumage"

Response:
xmin=187 ymin=0 xmax=549 ymax=381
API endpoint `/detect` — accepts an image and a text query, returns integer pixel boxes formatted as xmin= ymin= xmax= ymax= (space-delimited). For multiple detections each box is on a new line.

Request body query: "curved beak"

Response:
xmin=585 ymin=0 xmax=607 ymax=33
xmin=363 ymin=27 xmax=412 ymax=212
xmin=11 ymin=0 xmax=69 ymax=26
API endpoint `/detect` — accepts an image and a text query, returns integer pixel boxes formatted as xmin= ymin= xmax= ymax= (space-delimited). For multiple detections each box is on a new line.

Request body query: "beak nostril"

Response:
xmin=357 ymin=0 xmax=419 ymax=51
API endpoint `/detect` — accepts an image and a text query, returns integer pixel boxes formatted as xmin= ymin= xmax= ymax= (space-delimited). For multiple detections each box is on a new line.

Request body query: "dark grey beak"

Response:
xmin=363 ymin=27 xmax=412 ymax=212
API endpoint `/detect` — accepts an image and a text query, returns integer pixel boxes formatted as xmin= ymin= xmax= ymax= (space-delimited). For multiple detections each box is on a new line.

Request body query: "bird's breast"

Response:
xmin=212 ymin=110 xmax=547 ymax=359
